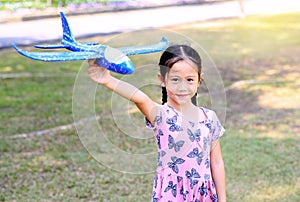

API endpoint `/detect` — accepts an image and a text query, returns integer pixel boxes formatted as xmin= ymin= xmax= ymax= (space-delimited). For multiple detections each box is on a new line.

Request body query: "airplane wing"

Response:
xmin=34 ymin=42 xmax=99 ymax=49
xmin=13 ymin=44 xmax=101 ymax=62
xmin=13 ymin=44 xmax=134 ymax=74
xmin=118 ymin=37 xmax=169 ymax=56
xmin=34 ymin=44 xmax=70 ymax=49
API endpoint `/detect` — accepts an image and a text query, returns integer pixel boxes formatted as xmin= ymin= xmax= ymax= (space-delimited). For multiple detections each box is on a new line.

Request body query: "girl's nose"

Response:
xmin=177 ymin=81 xmax=188 ymax=91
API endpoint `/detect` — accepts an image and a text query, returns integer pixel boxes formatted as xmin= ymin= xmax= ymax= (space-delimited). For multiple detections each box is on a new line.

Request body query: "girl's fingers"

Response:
xmin=87 ymin=65 xmax=98 ymax=73
xmin=87 ymin=59 xmax=110 ymax=84
xmin=87 ymin=59 xmax=97 ymax=67
xmin=87 ymin=59 xmax=105 ymax=72
xmin=87 ymin=65 xmax=108 ymax=80
xmin=88 ymin=66 xmax=106 ymax=74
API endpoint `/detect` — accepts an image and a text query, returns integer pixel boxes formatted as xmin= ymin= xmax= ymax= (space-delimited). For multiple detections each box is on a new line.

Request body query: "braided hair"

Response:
xmin=159 ymin=45 xmax=202 ymax=105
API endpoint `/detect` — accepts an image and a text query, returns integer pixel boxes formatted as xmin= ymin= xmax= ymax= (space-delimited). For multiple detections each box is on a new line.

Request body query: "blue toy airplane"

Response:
xmin=13 ymin=12 xmax=169 ymax=74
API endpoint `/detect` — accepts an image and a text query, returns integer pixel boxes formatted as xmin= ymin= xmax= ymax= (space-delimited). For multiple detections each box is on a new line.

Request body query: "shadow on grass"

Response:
xmin=222 ymin=130 xmax=299 ymax=201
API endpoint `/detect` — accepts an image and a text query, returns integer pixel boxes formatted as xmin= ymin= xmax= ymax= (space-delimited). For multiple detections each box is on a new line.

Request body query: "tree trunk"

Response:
xmin=238 ymin=0 xmax=245 ymax=18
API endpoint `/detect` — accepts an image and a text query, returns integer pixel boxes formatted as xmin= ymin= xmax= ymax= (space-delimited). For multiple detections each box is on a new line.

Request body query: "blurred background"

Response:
xmin=0 ymin=0 xmax=226 ymax=21
xmin=0 ymin=0 xmax=299 ymax=201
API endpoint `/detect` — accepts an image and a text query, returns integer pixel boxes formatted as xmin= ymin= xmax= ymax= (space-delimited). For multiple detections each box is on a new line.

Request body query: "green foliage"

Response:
xmin=0 ymin=0 xmax=132 ymax=8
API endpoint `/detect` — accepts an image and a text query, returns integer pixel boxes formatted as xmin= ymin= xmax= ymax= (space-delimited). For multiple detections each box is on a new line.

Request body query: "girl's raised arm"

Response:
xmin=87 ymin=60 xmax=158 ymax=125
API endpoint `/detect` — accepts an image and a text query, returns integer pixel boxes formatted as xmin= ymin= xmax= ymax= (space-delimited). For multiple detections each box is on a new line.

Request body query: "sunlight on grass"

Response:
xmin=16 ymin=64 xmax=26 ymax=71
xmin=222 ymin=129 xmax=299 ymax=201
xmin=29 ymin=154 xmax=68 ymax=168
xmin=248 ymin=182 xmax=300 ymax=201
xmin=0 ymin=66 xmax=13 ymax=72
xmin=255 ymin=64 xmax=300 ymax=109
xmin=259 ymin=130 xmax=295 ymax=139
xmin=174 ymin=12 xmax=300 ymax=62
xmin=258 ymin=86 xmax=300 ymax=109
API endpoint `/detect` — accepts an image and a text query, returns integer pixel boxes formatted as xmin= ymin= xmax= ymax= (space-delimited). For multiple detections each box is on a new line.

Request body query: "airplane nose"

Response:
xmin=95 ymin=47 xmax=134 ymax=74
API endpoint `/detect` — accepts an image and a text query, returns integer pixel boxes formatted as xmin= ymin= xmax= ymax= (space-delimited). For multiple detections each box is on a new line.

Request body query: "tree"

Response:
xmin=238 ymin=0 xmax=245 ymax=18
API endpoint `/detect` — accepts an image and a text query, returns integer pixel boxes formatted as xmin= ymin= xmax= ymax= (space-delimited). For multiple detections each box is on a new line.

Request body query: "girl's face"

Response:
xmin=160 ymin=59 xmax=202 ymax=107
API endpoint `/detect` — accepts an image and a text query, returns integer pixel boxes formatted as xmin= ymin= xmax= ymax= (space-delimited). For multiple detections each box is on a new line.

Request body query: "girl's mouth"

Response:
xmin=176 ymin=94 xmax=189 ymax=98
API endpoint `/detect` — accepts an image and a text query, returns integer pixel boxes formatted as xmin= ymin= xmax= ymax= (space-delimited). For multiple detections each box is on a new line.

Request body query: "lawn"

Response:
xmin=0 ymin=12 xmax=299 ymax=201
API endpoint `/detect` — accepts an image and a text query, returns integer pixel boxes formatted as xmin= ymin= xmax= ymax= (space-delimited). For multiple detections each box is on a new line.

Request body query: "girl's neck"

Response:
xmin=167 ymin=101 xmax=196 ymax=114
xmin=167 ymin=102 xmax=203 ymax=123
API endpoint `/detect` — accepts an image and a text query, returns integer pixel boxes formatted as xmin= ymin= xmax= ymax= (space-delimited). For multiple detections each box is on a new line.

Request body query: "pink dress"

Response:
xmin=146 ymin=104 xmax=225 ymax=202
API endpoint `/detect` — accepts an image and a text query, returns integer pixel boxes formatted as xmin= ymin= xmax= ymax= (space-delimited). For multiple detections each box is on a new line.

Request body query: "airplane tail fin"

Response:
xmin=34 ymin=12 xmax=76 ymax=49
xmin=34 ymin=12 xmax=99 ymax=50
xmin=60 ymin=12 xmax=77 ymax=45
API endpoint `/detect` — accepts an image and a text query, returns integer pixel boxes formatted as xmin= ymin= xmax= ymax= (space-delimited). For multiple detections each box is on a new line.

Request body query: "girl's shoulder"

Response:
xmin=159 ymin=104 xmax=180 ymax=116
xmin=145 ymin=104 xmax=171 ymax=129
xmin=198 ymin=107 xmax=220 ymax=121
xmin=199 ymin=107 xmax=225 ymax=140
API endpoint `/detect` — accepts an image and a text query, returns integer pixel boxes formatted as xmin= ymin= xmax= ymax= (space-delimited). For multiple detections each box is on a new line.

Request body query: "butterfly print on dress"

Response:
xmin=185 ymin=168 xmax=201 ymax=189
xmin=166 ymin=115 xmax=183 ymax=132
xmin=205 ymin=120 xmax=213 ymax=133
xmin=187 ymin=128 xmax=201 ymax=142
xmin=168 ymin=135 xmax=184 ymax=152
xmin=187 ymin=147 xmax=204 ymax=166
xmin=164 ymin=181 xmax=177 ymax=197
xmin=156 ymin=129 xmax=164 ymax=149
xmin=198 ymin=182 xmax=209 ymax=197
xmin=210 ymin=193 xmax=218 ymax=202
xmin=189 ymin=121 xmax=195 ymax=127
xmin=154 ymin=174 xmax=158 ymax=188
xmin=155 ymin=115 xmax=162 ymax=125
xmin=167 ymin=156 xmax=185 ymax=174
xmin=204 ymin=174 xmax=210 ymax=181
xmin=180 ymin=186 xmax=189 ymax=201
xmin=203 ymin=136 xmax=209 ymax=151
xmin=152 ymin=191 xmax=159 ymax=202
xmin=205 ymin=158 xmax=210 ymax=169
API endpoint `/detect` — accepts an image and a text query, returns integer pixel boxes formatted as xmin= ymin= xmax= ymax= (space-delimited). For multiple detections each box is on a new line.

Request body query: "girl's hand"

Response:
xmin=87 ymin=59 xmax=111 ymax=85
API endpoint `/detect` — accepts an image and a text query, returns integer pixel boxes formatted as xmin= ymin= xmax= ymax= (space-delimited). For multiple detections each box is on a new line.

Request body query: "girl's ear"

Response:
xmin=199 ymin=73 xmax=204 ymax=86
xmin=157 ymin=73 xmax=166 ymax=87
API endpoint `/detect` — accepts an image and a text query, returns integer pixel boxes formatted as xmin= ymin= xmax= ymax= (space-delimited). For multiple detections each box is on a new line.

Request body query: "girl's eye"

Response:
xmin=187 ymin=78 xmax=194 ymax=82
xmin=171 ymin=78 xmax=179 ymax=82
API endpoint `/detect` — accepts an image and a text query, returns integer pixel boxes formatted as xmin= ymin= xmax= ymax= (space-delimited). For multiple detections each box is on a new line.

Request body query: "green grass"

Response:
xmin=1 ymin=12 xmax=300 ymax=201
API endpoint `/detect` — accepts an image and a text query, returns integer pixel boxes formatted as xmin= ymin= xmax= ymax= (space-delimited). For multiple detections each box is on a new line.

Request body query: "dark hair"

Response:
xmin=159 ymin=45 xmax=202 ymax=105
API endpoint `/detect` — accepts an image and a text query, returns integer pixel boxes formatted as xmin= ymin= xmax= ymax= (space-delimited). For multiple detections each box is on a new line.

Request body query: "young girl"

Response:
xmin=88 ymin=45 xmax=226 ymax=202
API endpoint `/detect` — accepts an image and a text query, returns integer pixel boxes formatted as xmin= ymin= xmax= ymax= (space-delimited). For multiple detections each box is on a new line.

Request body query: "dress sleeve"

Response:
xmin=145 ymin=104 xmax=163 ymax=130
xmin=210 ymin=110 xmax=225 ymax=142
